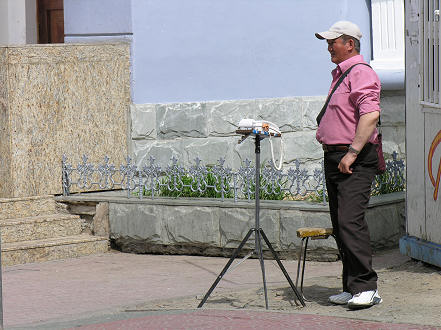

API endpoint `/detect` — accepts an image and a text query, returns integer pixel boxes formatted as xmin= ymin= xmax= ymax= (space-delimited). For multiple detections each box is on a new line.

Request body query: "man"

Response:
xmin=315 ymin=21 xmax=382 ymax=309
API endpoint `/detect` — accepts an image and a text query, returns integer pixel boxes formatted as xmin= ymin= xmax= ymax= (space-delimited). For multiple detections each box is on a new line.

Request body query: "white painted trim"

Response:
xmin=371 ymin=0 xmax=405 ymax=89
xmin=0 ymin=0 xmax=37 ymax=45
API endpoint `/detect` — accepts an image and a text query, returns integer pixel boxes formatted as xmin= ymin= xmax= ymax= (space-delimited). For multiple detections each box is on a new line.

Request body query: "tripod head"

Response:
xmin=236 ymin=118 xmax=284 ymax=170
xmin=237 ymin=118 xmax=281 ymax=137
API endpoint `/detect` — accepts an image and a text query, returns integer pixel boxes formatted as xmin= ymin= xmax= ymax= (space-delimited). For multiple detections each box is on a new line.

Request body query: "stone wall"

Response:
xmin=103 ymin=192 xmax=405 ymax=261
xmin=130 ymin=91 xmax=405 ymax=169
xmin=0 ymin=43 xmax=131 ymax=197
xmin=380 ymin=90 xmax=406 ymax=155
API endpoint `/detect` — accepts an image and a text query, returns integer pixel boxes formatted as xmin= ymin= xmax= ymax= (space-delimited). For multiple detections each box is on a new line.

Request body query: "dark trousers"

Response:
xmin=324 ymin=143 xmax=378 ymax=294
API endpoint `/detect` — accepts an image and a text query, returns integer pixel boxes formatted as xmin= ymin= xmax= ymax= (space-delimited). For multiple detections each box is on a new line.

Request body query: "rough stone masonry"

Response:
xmin=130 ymin=91 xmax=405 ymax=171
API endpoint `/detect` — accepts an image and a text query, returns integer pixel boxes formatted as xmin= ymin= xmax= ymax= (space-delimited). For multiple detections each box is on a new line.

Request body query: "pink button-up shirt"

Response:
xmin=316 ymin=55 xmax=381 ymax=145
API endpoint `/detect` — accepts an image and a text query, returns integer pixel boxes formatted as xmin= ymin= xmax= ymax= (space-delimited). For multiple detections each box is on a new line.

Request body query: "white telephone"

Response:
xmin=238 ymin=119 xmax=281 ymax=137
xmin=237 ymin=118 xmax=283 ymax=170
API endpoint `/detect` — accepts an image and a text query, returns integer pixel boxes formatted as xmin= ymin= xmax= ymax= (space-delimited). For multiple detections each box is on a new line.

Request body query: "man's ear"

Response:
xmin=347 ymin=39 xmax=355 ymax=52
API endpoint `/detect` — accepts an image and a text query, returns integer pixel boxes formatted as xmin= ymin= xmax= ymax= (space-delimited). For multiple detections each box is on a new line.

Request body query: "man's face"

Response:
xmin=327 ymin=37 xmax=351 ymax=64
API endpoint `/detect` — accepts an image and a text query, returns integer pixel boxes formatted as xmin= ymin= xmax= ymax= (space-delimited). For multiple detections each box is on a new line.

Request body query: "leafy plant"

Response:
xmin=141 ymin=160 xmax=404 ymax=201
xmin=305 ymin=189 xmax=328 ymax=203
xmin=258 ymin=176 xmax=287 ymax=200
xmin=371 ymin=170 xmax=405 ymax=196
xmin=155 ymin=168 xmax=233 ymax=199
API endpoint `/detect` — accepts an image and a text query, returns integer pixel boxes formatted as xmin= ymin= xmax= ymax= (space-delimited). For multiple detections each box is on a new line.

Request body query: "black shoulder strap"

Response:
xmin=316 ymin=63 xmax=372 ymax=126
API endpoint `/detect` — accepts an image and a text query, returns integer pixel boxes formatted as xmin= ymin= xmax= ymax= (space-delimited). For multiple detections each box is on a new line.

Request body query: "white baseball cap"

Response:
xmin=315 ymin=21 xmax=362 ymax=41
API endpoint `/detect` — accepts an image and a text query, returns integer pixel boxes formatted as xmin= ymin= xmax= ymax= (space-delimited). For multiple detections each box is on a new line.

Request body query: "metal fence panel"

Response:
xmin=62 ymin=152 xmax=405 ymax=204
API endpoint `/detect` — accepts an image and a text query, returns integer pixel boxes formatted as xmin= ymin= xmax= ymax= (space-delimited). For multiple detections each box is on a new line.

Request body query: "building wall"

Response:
xmin=64 ymin=0 xmax=132 ymax=42
xmin=132 ymin=0 xmax=372 ymax=103
xmin=0 ymin=0 xmax=8 ymax=44
xmin=65 ymin=0 xmax=372 ymax=103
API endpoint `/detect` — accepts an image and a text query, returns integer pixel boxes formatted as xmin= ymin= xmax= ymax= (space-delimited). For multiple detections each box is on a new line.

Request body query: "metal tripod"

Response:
xmin=197 ymin=134 xmax=305 ymax=309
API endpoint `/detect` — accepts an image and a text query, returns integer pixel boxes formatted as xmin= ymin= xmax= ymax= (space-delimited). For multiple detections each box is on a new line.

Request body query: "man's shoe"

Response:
xmin=347 ymin=290 xmax=382 ymax=309
xmin=329 ymin=292 xmax=352 ymax=305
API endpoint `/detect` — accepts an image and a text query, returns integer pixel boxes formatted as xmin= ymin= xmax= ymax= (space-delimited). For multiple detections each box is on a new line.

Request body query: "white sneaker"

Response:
xmin=329 ymin=291 xmax=352 ymax=305
xmin=347 ymin=290 xmax=382 ymax=309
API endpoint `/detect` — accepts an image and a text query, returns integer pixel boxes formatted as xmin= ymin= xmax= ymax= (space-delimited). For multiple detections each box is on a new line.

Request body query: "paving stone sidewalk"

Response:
xmin=2 ymin=249 xmax=441 ymax=329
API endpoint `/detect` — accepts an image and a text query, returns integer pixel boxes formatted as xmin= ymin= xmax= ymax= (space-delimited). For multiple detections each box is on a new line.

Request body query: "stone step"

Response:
xmin=0 ymin=195 xmax=58 ymax=220
xmin=1 ymin=234 xmax=109 ymax=266
xmin=0 ymin=214 xmax=83 ymax=243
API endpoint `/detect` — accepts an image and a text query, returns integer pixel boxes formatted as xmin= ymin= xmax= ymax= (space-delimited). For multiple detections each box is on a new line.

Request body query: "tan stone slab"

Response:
xmin=0 ymin=43 xmax=130 ymax=197
xmin=0 ymin=48 xmax=7 ymax=62
xmin=2 ymin=234 xmax=109 ymax=266
xmin=0 ymin=48 xmax=11 ymax=197
xmin=0 ymin=195 xmax=57 ymax=219
xmin=0 ymin=213 xmax=83 ymax=243
xmin=2 ymin=233 xmax=107 ymax=250
xmin=5 ymin=43 xmax=129 ymax=64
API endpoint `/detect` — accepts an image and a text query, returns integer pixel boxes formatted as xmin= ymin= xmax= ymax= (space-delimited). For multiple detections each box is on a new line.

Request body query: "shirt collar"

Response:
xmin=336 ymin=54 xmax=365 ymax=74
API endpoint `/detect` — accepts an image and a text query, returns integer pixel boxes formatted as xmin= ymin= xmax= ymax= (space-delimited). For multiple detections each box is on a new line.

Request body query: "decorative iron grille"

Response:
xmin=62 ymin=152 xmax=405 ymax=204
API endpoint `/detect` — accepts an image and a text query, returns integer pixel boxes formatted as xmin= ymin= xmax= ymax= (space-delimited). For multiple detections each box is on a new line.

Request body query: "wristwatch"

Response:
xmin=348 ymin=145 xmax=360 ymax=155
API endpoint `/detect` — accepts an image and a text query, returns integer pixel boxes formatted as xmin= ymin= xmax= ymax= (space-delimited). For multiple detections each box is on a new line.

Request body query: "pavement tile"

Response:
xmin=70 ymin=309 xmax=439 ymax=330
xmin=2 ymin=249 xmax=440 ymax=329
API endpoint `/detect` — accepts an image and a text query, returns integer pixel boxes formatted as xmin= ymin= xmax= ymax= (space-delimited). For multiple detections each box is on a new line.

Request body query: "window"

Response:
xmin=421 ymin=0 xmax=441 ymax=108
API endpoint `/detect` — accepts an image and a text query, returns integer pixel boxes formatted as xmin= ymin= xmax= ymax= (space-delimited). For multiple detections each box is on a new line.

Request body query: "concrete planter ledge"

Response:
xmin=57 ymin=191 xmax=405 ymax=261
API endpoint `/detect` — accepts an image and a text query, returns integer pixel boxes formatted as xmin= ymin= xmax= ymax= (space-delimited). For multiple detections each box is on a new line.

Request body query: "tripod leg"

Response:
xmin=197 ymin=228 xmax=255 ymax=308
xmin=259 ymin=229 xmax=306 ymax=307
xmin=256 ymin=230 xmax=269 ymax=309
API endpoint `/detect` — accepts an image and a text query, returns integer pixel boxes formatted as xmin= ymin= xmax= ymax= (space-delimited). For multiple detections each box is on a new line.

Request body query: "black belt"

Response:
xmin=322 ymin=144 xmax=349 ymax=152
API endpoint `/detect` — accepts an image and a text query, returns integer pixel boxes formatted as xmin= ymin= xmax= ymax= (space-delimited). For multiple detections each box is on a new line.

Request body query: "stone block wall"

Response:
xmin=379 ymin=90 xmax=406 ymax=155
xmin=106 ymin=192 xmax=405 ymax=260
xmin=0 ymin=43 xmax=131 ymax=197
xmin=130 ymin=91 xmax=405 ymax=169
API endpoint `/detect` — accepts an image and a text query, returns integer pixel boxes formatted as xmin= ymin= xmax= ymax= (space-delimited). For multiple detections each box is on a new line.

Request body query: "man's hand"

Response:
xmin=338 ymin=111 xmax=379 ymax=174
xmin=338 ymin=152 xmax=358 ymax=174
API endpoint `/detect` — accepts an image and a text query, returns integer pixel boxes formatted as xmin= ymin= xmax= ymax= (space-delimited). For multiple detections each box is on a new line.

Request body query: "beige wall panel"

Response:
xmin=0 ymin=48 xmax=12 ymax=196
xmin=0 ymin=43 xmax=130 ymax=197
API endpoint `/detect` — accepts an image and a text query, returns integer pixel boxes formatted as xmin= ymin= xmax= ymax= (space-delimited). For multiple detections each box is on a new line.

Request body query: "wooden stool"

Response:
xmin=296 ymin=227 xmax=335 ymax=299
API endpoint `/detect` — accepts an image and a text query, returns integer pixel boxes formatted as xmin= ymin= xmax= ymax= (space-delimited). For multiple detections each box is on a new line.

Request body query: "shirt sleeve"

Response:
xmin=348 ymin=67 xmax=381 ymax=116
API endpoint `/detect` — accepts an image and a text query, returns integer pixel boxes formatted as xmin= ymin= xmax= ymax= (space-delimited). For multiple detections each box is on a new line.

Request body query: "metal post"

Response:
xmin=254 ymin=135 xmax=269 ymax=309
xmin=61 ymin=155 xmax=70 ymax=197
xmin=255 ymin=135 xmax=261 ymax=252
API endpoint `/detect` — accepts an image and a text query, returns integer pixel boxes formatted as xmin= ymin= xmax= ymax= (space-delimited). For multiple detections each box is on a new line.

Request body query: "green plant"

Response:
xmin=155 ymin=169 xmax=233 ymax=199
xmin=305 ymin=189 xmax=328 ymax=203
xmin=371 ymin=170 xmax=405 ymax=196
xmin=258 ymin=176 xmax=286 ymax=200
xmin=140 ymin=163 xmax=405 ymax=201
